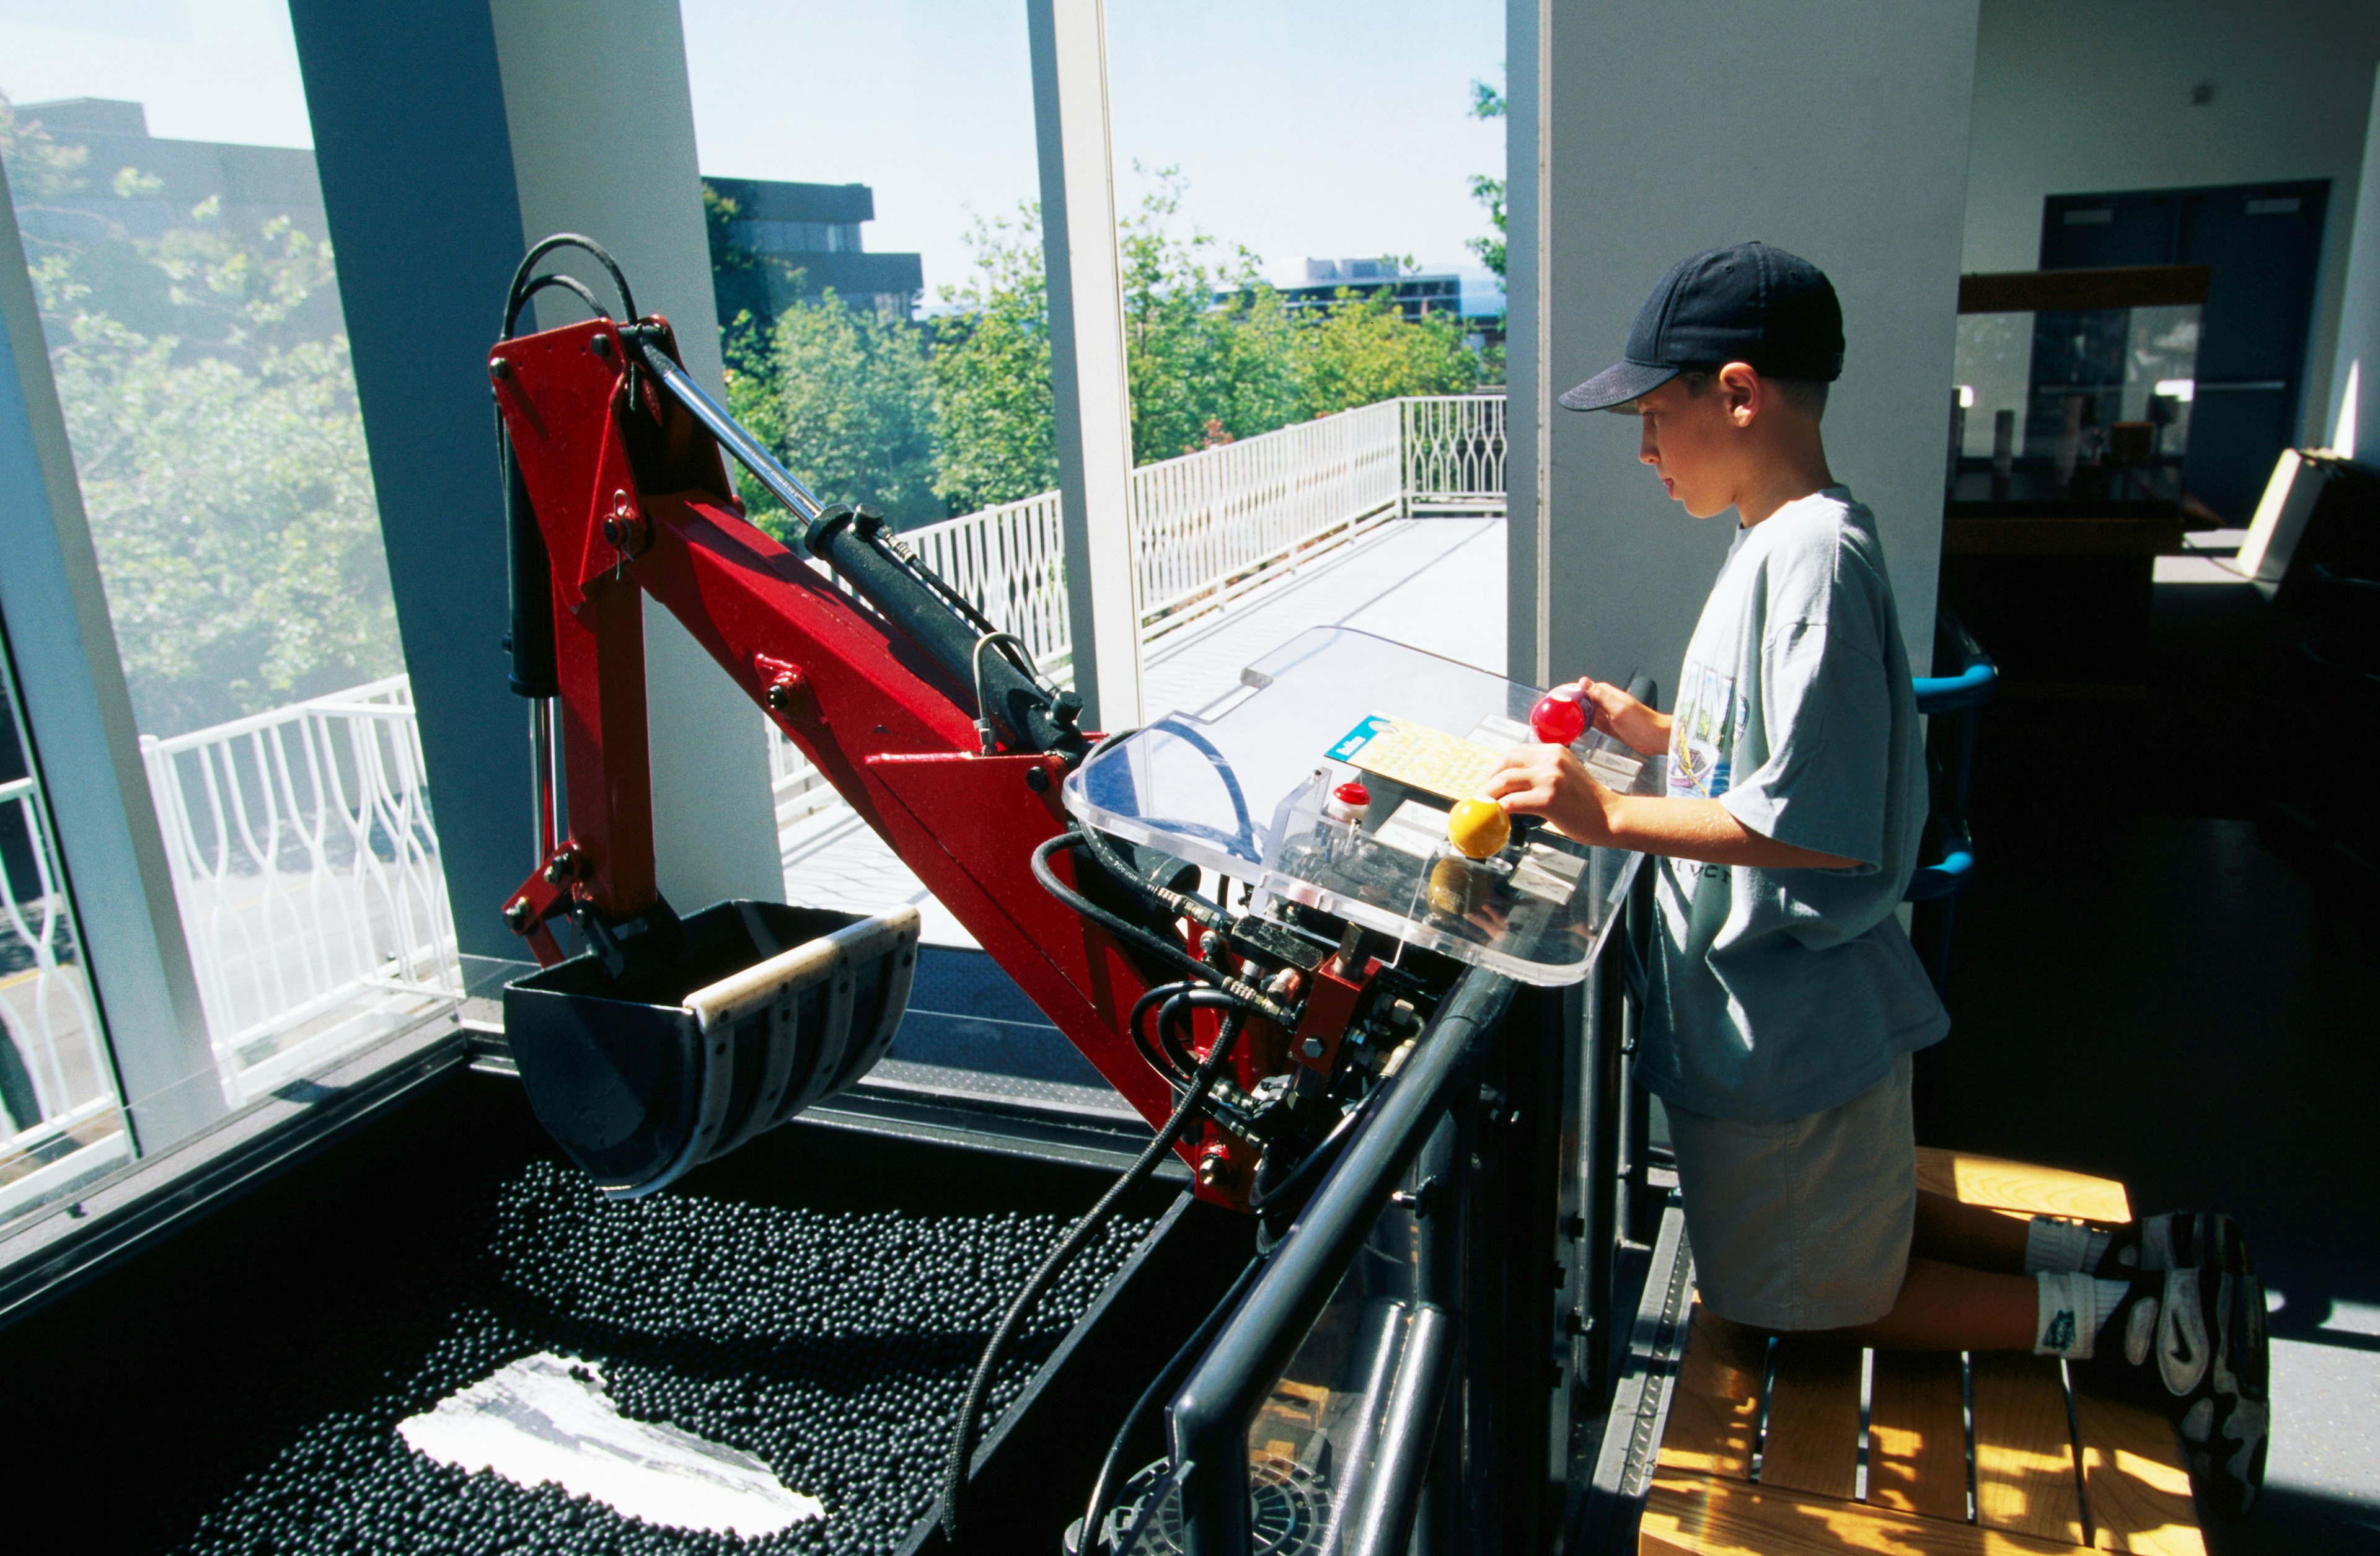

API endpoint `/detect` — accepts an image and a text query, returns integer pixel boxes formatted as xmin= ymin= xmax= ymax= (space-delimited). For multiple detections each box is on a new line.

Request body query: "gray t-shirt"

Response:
xmin=1641 ymin=486 xmax=1949 ymax=1124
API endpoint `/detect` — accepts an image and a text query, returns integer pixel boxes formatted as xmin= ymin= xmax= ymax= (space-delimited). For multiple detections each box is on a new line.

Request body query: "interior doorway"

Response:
xmin=2040 ymin=180 xmax=2330 ymax=523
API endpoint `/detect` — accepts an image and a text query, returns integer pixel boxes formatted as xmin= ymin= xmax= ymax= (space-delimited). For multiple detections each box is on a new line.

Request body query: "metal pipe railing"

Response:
xmin=1163 ymin=965 xmax=1514 ymax=1556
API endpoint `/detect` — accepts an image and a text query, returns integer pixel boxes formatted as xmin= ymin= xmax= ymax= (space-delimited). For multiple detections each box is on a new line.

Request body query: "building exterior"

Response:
xmin=703 ymin=175 xmax=925 ymax=329
xmin=11 ymin=97 xmax=343 ymax=342
xmin=1281 ymin=257 xmax=1466 ymax=322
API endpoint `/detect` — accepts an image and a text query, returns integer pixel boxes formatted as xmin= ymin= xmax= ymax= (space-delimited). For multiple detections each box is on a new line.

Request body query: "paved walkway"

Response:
xmin=780 ymin=516 xmax=1507 ymax=945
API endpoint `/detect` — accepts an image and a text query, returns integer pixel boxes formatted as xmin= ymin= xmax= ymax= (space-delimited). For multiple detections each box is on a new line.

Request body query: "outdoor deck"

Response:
xmin=778 ymin=514 xmax=1506 ymax=946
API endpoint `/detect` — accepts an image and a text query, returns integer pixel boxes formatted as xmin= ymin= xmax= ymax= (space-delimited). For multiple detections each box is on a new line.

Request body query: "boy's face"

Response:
xmin=1631 ymin=378 xmax=1743 ymax=519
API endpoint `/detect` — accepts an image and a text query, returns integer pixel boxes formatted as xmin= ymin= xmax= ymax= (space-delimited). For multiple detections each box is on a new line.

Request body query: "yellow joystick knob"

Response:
xmin=1446 ymin=798 xmax=1512 ymax=860
xmin=1427 ymin=855 xmax=1489 ymax=917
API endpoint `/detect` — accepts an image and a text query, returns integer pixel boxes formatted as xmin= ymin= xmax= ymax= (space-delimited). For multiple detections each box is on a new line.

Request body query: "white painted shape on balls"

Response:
xmin=396 ymin=1352 xmax=822 ymax=1536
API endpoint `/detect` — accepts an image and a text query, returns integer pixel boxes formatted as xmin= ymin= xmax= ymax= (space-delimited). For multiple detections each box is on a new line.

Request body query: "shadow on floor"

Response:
xmin=1915 ymin=576 xmax=2380 ymax=1553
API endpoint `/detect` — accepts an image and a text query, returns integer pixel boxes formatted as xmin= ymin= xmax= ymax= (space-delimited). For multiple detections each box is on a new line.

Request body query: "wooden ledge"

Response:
xmin=1915 ymin=1146 xmax=2132 ymax=1224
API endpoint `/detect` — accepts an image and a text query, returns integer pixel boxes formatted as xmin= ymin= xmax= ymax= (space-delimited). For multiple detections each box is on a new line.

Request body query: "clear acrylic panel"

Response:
xmin=1065 ymin=627 xmax=1658 ymax=985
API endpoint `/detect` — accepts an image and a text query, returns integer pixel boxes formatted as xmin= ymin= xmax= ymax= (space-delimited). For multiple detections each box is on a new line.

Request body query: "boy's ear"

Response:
xmin=1717 ymin=361 xmax=1760 ymax=427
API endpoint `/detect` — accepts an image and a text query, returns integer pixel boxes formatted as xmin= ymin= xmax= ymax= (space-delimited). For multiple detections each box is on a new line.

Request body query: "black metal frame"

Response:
xmin=1134 ymin=846 xmax=1662 ymax=1555
xmin=1159 ymin=965 xmax=1514 ymax=1555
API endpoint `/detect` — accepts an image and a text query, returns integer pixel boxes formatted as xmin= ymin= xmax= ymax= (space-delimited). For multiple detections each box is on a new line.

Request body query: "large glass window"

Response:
xmin=684 ymin=0 xmax=1088 ymax=1111
xmin=1098 ymin=0 xmax=1509 ymax=676
xmin=1104 ymin=0 xmax=1510 ymax=440
xmin=0 ymin=647 xmax=121 ymax=1219
xmin=0 ymin=2 xmax=459 ymax=1134
xmin=682 ymin=0 xmax=1050 ymax=536
xmin=682 ymin=1 xmax=1508 ymax=1121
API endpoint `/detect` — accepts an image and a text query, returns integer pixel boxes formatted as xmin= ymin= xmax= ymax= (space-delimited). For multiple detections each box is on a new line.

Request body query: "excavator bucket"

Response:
xmin=503 ymin=900 xmax=921 ymax=1197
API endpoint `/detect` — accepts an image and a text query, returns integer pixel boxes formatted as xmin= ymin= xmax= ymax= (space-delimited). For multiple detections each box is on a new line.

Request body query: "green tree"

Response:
xmin=718 ymin=172 xmax=1484 ymax=519
xmin=1117 ymin=173 xmax=1480 ymax=448
xmin=3 ymin=93 xmax=398 ymax=735
xmin=930 ymin=206 xmax=1057 ymax=511
xmin=1298 ymin=281 xmax=1484 ymax=412
xmin=1117 ymin=172 xmax=1301 ymax=460
xmin=723 ymin=287 xmax=940 ymax=539
xmin=1467 ymin=77 xmax=1507 ymax=281
xmin=702 ymin=180 xmax=756 ymax=278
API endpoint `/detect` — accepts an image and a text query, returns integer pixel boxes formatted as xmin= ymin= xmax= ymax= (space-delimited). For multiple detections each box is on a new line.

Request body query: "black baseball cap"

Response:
xmin=1559 ymin=242 xmax=1844 ymax=412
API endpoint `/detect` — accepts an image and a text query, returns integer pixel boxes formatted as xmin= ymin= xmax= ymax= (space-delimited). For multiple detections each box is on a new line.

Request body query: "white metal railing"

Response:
xmin=141 ymin=676 xmax=462 ymax=1103
xmin=1132 ymin=397 xmax=1406 ymax=634
xmin=0 ymin=773 xmax=130 ymax=1218
xmin=1403 ymin=394 xmax=1507 ymax=514
xmin=900 ymin=392 xmax=1504 ymax=669
xmin=772 ymin=392 xmax=1505 ymax=852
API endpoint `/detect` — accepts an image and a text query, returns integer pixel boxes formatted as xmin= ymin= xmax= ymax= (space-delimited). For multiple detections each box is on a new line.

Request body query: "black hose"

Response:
xmin=1073 ymin=727 xmax=1252 ymax=906
xmin=503 ymin=271 xmax=609 ymax=338
xmin=1073 ymin=795 xmax=1232 ymax=935
xmin=1158 ymin=988 xmax=1241 ymax=1085
xmin=1247 ymin=1086 xmax=1379 ymax=1214
xmin=1030 ymin=834 xmax=1293 ymax=1025
xmin=501 ymin=233 xmax=636 ymax=341
xmin=1129 ymin=981 xmax=1197 ymax=1085
xmin=1076 ymin=1249 xmax=1270 ymax=1555
xmin=940 ymin=1010 xmax=1247 ymax=1542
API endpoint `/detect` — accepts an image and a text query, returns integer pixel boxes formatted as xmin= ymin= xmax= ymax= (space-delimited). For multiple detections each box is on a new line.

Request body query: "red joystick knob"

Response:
xmin=1530 ymin=687 xmax=1590 ymax=746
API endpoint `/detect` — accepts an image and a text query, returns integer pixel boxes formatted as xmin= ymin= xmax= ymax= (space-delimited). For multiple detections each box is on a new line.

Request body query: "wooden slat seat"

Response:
xmin=1867 ymin=1349 xmax=1967 ymax=1522
xmin=1639 ymin=1151 xmax=2206 ymax=1555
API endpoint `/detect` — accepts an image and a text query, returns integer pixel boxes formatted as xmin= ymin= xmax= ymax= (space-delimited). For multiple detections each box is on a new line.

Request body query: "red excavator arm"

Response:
xmin=488 ymin=288 xmax=1274 ymax=1200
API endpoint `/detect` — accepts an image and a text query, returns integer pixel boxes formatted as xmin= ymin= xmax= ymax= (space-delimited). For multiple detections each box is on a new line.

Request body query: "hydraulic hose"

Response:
xmin=1158 ymin=988 xmax=1243 ymax=1085
xmin=939 ymin=1010 xmax=1247 ymax=1543
xmin=1129 ymin=981 xmax=1199 ymax=1086
xmin=1080 ymin=820 xmax=1230 ymax=934
xmin=1030 ymin=834 xmax=1294 ymax=1027
xmin=1246 ymin=1085 xmax=1380 ymax=1216
xmin=1070 ymin=728 xmax=1223 ymax=931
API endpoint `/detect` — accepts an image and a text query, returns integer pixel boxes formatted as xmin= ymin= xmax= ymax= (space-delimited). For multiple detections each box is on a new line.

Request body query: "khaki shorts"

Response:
xmin=1666 ymin=1054 xmax=1916 ymax=1332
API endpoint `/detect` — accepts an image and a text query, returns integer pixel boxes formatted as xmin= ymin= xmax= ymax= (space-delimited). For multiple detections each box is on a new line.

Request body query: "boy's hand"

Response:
xmin=1564 ymin=678 xmax=1670 ymax=757
xmin=1486 ymin=744 xmax=1618 ymax=846
xmin=1491 ymin=749 xmax=1863 ymax=870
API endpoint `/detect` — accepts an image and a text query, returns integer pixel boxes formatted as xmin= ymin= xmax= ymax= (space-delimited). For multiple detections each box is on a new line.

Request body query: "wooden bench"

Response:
xmin=1639 ymin=1147 xmax=2207 ymax=1555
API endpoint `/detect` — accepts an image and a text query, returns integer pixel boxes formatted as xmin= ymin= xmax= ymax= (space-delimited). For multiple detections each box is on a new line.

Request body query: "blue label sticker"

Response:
xmin=1326 ymin=714 xmax=1393 ymax=763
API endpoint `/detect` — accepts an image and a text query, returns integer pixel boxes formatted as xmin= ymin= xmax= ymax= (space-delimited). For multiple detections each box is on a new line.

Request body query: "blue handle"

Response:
xmin=1913 ymin=660 xmax=1998 ymax=714
xmin=1903 ymin=849 xmax=1973 ymax=903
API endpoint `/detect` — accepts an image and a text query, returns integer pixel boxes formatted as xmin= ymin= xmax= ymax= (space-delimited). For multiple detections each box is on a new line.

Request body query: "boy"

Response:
xmin=1486 ymin=242 xmax=2268 ymax=1518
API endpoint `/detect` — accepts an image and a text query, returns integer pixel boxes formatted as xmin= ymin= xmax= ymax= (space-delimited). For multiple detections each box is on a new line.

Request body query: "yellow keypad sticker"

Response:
xmin=1325 ymin=713 xmax=1504 ymax=803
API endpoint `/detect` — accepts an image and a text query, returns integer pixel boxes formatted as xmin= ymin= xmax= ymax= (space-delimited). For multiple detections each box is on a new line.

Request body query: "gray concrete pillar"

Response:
xmin=289 ymin=0 xmax=780 ymax=967
xmin=488 ymin=0 xmax=784 ymax=914
xmin=1028 ymin=0 xmax=1145 ymax=730
xmin=1508 ymin=1 xmax=1980 ymax=692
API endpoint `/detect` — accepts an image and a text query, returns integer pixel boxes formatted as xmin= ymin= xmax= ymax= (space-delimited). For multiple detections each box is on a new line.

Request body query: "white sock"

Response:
xmin=2024 ymin=1217 xmax=2112 ymax=1276
xmin=2034 ymin=1272 xmax=2135 ymax=1359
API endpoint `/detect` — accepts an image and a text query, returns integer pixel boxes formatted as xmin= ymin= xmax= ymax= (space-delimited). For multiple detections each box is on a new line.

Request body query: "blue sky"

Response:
xmin=0 ymin=0 xmax=1507 ymax=300
xmin=682 ymin=0 xmax=1507 ymax=298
